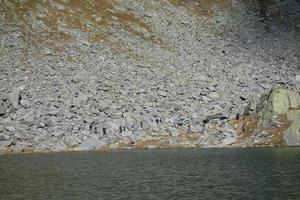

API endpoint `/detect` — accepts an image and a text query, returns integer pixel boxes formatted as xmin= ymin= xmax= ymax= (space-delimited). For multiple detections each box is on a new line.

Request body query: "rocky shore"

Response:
xmin=0 ymin=0 xmax=299 ymax=153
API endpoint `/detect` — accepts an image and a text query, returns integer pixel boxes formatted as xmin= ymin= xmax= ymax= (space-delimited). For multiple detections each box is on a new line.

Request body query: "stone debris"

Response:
xmin=0 ymin=0 xmax=299 ymax=153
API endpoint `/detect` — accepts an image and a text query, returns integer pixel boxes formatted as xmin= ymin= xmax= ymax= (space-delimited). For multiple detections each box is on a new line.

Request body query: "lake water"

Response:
xmin=0 ymin=148 xmax=300 ymax=200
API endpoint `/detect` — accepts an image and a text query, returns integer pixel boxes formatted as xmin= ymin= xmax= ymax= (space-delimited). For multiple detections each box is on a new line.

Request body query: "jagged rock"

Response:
xmin=283 ymin=120 xmax=300 ymax=146
xmin=9 ymin=86 xmax=25 ymax=109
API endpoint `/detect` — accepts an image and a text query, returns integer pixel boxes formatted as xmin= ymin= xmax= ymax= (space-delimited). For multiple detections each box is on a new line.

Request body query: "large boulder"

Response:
xmin=255 ymin=87 xmax=300 ymax=128
xmin=283 ymin=120 xmax=300 ymax=146
xmin=242 ymin=87 xmax=300 ymax=146
xmin=268 ymin=88 xmax=300 ymax=114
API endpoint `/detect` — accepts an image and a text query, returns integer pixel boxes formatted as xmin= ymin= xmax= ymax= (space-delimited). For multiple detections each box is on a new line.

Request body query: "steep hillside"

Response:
xmin=0 ymin=0 xmax=299 ymax=153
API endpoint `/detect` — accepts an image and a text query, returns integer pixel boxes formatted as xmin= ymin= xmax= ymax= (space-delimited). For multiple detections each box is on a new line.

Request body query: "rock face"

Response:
xmin=0 ymin=0 xmax=299 ymax=153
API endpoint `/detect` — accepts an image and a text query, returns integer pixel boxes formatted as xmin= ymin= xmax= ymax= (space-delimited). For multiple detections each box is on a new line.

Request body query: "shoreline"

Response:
xmin=1 ymin=144 xmax=297 ymax=156
xmin=0 ymin=1 xmax=299 ymax=156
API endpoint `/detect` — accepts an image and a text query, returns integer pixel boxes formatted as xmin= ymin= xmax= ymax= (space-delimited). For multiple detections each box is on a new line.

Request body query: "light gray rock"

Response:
xmin=119 ymin=136 xmax=133 ymax=145
xmin=74 ymin=91 xmax=89 ymax=106
xmin=283 ymin=120 xmax=300 ymax=146
xmin=209 ymin=92 xmax=220 ymax=99
xmin=78 ymin=138 xmax=105 ymax=149
xmin=105 ymin=121 xmax=119 ymax=133
xmin=121 ymin=130 xmax=132 ymax=137
xmin=268 ymin=88 xmax=300 ymax=114
xmin=0 ymin=141 xmax=11 ymax=150
xmin=23 ymin=111 xmax=35 ymax=124
xmin=296 ymin=75 xmax=300 ymax=83
xmin=64 ymin=135 xmax=82 ymax=148
xmin=9 ymin=86 xmax=25 ymax=109
xmin=0 ymin=105 xmax=6 ymax=116
xmin=130 ymin=131 xmax=145 ymax=143
xmin=1 ymin=140 xmax=15 ymax=148
xmin=0 ymin=125 xmax=4 ymax=133
xmin=20 ymin=99 xmax=32 ymax=108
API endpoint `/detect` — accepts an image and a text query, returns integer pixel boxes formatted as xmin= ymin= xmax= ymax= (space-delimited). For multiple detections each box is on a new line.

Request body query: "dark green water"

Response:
xmin=0 ymin=148 xmax=300 ymax=200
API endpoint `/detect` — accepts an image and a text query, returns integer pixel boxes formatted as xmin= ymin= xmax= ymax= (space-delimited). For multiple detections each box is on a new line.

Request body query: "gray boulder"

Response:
xmin=283 ymin=120 xmax=300 ymax=146
xmin=77 ymin=138 xmax=106 ymax=150
xmin=248 ymin=87 xmax=300 ymax=128
xmin=9 ymin=86 xmax=25 ymax=109
xmin=0 ymin=104 xmax=6 ymax=116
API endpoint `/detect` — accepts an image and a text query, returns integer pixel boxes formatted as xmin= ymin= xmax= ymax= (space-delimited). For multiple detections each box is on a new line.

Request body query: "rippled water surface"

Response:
xmin=1 ymin=148 xmax=300 ymax=200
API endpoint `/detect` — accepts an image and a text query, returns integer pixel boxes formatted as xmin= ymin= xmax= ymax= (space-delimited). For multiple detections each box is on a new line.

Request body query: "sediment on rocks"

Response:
xmin=0 ymin=0 xmax=299 ymax=153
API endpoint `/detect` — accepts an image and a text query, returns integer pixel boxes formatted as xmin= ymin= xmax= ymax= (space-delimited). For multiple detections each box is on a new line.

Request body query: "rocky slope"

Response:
xmin=0 ymin=0 xmax=299 ymax=153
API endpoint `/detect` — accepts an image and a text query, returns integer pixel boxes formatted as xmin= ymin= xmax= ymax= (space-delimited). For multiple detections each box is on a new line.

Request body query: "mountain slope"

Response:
xmin=0 ymin=0 xmax=299 ymax=152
